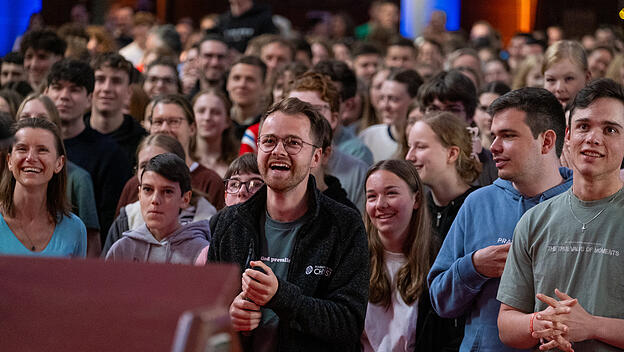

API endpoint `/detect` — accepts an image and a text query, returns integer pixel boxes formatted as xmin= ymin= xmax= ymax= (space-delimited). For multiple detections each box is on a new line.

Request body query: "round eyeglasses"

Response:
xmin=224 ymin=178 xmax=265 ymax=194
xmin=257 ymin=135 xmax=319 ymax=155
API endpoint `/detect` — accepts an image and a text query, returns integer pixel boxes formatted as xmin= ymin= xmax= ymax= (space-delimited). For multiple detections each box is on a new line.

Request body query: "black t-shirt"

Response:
xmin=64 ymin=125 xmax=133 ymax=242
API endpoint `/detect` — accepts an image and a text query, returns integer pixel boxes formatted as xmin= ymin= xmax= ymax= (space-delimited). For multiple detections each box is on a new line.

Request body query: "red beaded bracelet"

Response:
xmin=529 ymin=312 xmax=537 ymax=335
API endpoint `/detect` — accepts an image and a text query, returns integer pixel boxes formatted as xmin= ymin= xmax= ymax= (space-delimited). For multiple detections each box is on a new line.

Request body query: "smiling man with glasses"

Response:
xmin=208 ymin=97 xmax=368 ymax=351
xmin=143 ymin=57 xmax=181 ymax=99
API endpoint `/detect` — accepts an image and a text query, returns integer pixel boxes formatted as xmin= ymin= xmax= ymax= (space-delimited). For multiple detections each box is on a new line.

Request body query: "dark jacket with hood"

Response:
xmin=106 ymin=220 xmax=211 ymax=264
xmin=427 ymin=186 xmax=479 ymax=242
xmin=207 ymin=176 xmax=369 ymax=351
xmin=217 ymin=2 xmax=278 ymax=53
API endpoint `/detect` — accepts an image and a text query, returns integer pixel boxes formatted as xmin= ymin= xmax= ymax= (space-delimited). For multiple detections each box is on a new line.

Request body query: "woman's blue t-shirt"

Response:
xmin=0 ymin=213 xmax=87 ymax=258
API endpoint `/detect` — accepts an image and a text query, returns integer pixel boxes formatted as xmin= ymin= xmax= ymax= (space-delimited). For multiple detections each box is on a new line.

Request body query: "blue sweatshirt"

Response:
xmin=427 ymin=167 xmax=573 ymax=351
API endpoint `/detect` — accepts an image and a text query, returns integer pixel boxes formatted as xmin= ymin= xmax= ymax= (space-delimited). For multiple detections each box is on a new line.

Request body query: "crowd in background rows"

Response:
xmin=1 ymin=1 xmax=624 ymax=351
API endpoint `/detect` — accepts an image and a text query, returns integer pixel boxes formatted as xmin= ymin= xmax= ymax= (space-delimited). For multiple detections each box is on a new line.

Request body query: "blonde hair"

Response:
xmin=512 ymin=54 xmax=543 ymax=90
xmin=16 ymin=93 xmax=61 ymax=128
xmin=543 ymin=40 xmax=587 ymax=74
xmin=606 ymin=54 xmax=624 ymax=84
xmin=423 ymin=112 xmax=481 ymax=184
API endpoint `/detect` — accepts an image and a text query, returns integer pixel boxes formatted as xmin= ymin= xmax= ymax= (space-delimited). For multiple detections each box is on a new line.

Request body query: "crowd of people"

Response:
xmin=1 ymin=0 xmax=624 ymax=351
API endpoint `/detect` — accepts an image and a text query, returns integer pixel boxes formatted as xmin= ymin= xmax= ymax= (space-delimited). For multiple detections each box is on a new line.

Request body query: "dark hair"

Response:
xmin=318 ymin=115 xmax=334 ymax=151
xmin=19 ymin=30 xmax=67 ymax=57
xmin=47 ymin=59 xmax=95 ymax=93
xmin=485 ymin=57 xmax=510 ymax=74
xmin=291 ymin=37 xmax=312 ymax=61
xmin=151 ymin=24 xmax=182 ymax=55
xmin=145 ymin=57 xmax=181 ymax=93
xmin=351 ymin=41 xmax=382 ymax=58
xmin=588 ymin=46 xmax=615 ymax=60
xmin=386 ymin=69 xmax=423 ymax=98
xmin=198 ymin=34 xmax=229 ymax=49
xmin=312 ymin=59 xmax=357 ymax=101
xmin=260 ymin=97 xmax=326 ymax=146
xmin=90 ymin=52 xmax=134 ymax=83
xmin=388 ymin=36 xmax=417 ymax=52
xmin=418 ymin=69 xmax=477 ymax=119
xmin=569 ymin=78 xmax=624 ymax=126
xmin=0 ymin=89 xmax=23 ymax=117
xmin=0 ymin=118 xmax=70 ymax=223
xmin=261 ymin=36 xmax=296 ymax=61
xmin=5 ymin=81 xmax=34 ymax=99
xmin=141 ymin=153 xmax=191 ymax=195
xmin=230 ymin=55 xmax=267 ymax=83
xmin=0 ymin=111 xmax=13 ymax=149
xmin=365 ymin=159 xmax=433 ymax=307
xmin=3 ymin=52 xmax=23 ymax=65
xmin=224 ymin=153 xmax=260 ymax=180
xmin=488 ymin=87 xmax=566 ymax=157
xmin=481 ymin=81 xmax=511 ymax=96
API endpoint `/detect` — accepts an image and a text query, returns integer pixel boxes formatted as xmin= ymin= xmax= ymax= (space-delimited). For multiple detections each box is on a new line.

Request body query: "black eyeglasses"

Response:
xmin=224 ymin=178 xmax=264 ymax=194
xmin=257 ymin=135 xmax=319 ymax=155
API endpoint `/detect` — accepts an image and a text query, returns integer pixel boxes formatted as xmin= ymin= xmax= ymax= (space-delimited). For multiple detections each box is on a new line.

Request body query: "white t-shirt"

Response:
xmin=358 ymin=124 xmax=398 ymax=163
xmin=362 ymin=251 xmax=419 ymax=352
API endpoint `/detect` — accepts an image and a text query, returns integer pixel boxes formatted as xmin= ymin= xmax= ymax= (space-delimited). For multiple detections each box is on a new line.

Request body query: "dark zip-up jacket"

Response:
xmin=427 ymin=186 xmax=479 ymax=242
xmin=207 ymin=176 xmax=369 ymax=351
xmin=415 ymin=286 xmax=462 ymax=351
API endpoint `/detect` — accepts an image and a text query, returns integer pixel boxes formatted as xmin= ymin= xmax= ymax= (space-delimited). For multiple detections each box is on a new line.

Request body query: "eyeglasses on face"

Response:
xmin=150 ymin=117 xmax=185 ymax=128
xmin=146 ymin=75 xmax=177 ymax=85
xmin=257 ymin=134 xmax=319 ymax=155
xmin=224 ymin=178 xmax=264 ymax=194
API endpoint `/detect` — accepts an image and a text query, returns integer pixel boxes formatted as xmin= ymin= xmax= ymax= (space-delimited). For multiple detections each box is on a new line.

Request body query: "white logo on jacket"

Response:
xmin=305 ymin=265 xmax=333 ymax=277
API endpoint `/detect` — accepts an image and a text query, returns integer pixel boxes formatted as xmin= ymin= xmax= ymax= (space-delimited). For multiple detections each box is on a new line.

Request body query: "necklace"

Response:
xmin=568 ymin=192 xmax=616 ymax=232
xmin=16 ymin=224 xmax=37 ymax=251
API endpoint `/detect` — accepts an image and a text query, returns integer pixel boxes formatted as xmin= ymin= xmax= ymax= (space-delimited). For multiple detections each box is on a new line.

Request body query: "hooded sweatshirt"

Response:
xmin=427 ymin=167 xmax=573 ymax=351
xmin=217 ymin=2 xmax=278 ymax=53
xmin=106 ymin=220 xmax=211 ymax=264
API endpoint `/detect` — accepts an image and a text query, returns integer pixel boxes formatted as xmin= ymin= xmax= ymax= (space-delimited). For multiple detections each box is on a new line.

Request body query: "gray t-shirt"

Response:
xmin=252 ymin=211 xmax=306 ymax=352
xmin=498 ymin=187 xmax=624 ymax=352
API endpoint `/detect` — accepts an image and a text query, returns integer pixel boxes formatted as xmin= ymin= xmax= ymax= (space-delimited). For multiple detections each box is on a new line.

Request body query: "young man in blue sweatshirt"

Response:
xmin=427 ymin=87 xmax=573 ymax=351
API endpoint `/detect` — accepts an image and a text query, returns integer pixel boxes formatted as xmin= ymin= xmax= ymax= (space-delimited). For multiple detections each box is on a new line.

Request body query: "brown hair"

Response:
xmin=260 ymin=97 xmax=325 ymax=146
xmin=422 ymin=112 xmax=481 ymax=184
xmin=86 ymin=26 xmax=118 ymax=54
xmin=290 ymin=71 xmax=340 ymax=113
xmin=135 ymin=133 xmax=186 ymax=170
xmin=512 ymin=54 xmax=543 ymax=90
xmin=0 ymin=118 xmax=70 ymax=223
xmin=150 ymin=94 xmax=197 ymax=160
xmin=365 ymin=159 xmax=433 ymax=307
xmin=192 ymin=88 xmax=239 ymax=165
xmin=224 ymin=153 xmax=260 ymax=180
xmin=16 ymin=93 xmax=61 ymax=127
